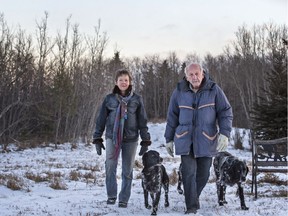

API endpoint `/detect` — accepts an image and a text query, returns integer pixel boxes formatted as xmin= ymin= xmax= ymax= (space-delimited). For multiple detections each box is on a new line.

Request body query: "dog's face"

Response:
xmin=214 ymin=152 xmax=249 ymax=186
xmin=224 ymin=159 xmax=249 ymax=184
xmin=142 ymin=150 xmax=163 ymax=168
xmin=213 ymin=151 xmax=249 ymax=210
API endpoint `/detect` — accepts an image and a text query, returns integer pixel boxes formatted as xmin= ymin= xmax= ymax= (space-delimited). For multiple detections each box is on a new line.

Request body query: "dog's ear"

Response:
xmin=246 ymin=166 xmax=249 ymax=175
xmin=142 ymin=152 xmax=148 ymax=166
xmin=155 ymin=151 xmax=161 ymax=163
xmin=242 ymin=159 xmax=249 ymax=175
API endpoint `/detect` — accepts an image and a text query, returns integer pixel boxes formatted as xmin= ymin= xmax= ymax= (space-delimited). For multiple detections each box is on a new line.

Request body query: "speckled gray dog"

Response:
xmin=141 ymin=150 xmax=169 ymax=215
xmin=213 ymin=151 xmax=249 ymax=210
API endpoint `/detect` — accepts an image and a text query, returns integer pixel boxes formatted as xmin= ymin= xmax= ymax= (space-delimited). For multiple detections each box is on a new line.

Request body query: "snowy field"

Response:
xmin=0 ymin=122 xmax=287 ymax=216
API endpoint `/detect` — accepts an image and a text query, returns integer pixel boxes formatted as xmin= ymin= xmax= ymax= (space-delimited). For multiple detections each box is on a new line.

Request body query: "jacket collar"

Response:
xmin=178 ymin=70 xmax=214 ymax=92
xmin=112 ymin=85 xmax=133 ymax=96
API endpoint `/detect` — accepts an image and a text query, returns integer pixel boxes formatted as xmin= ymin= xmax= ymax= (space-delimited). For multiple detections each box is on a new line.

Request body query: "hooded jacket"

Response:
xmin=164 ymin=72 xmax=233 ymax=157
xmin=93 ymin=86 xmax=150 ymax=142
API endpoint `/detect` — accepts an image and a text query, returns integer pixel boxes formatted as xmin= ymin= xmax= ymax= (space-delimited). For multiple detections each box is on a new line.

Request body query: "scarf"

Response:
xmin=112 ymin=91 xmax=133 ymax=159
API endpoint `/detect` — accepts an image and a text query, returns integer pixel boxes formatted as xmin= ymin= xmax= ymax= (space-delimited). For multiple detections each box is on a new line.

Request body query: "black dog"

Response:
xmin=213 ymin=151 xmax=249 ymax=210
xmin=141 ymin=150 xmax=169 ymax=215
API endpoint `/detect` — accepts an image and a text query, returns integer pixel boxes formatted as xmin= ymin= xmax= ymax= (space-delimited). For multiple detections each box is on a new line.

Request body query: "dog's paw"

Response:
xmin=219 ymin=201 xmax=226 ymax=206
xmin=177 ymin=188 xmax=183 ymax=194
xmin=164 ymin=201 xmax=169 ymax=207
xmin=241 ymin=205 xmax=249 ymax=210
xmin=151 ymin=211 xmax=157 ymax=215
xmin=145 ymin=204 xmax=152 ymax=209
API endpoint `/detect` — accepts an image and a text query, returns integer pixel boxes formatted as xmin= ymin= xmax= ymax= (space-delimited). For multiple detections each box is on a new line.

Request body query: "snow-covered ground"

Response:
xmin=0 ymin=122 xmax=287 ymax=216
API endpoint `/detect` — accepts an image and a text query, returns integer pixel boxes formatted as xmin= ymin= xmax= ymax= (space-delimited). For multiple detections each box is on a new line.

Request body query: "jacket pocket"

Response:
xmin=202 ymin=131 xmax=217 ymax=141
xmin=128 ymin=101 xmax=138 ymax=114
xmin=175 ymin=131 xmax=188 ymax=138
xmin=200 ymin=128 xmax=218 ymax=154
xmin=174 ymin=125 xmax=192 ymax=154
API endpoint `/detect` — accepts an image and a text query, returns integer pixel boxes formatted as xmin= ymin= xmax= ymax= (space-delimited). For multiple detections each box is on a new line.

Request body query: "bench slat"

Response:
xmin=255 ymin=161 xmax=287 ymax=166
xmin=257 ymin=168 xmax=287 ymax=173
xmin=254 ymin=137 xmax=287 ymax=145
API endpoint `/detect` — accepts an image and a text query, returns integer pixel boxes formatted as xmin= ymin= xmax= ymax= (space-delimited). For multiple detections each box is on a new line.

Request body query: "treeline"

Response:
xmin=0 ymin=12 xmax=287 ymax=146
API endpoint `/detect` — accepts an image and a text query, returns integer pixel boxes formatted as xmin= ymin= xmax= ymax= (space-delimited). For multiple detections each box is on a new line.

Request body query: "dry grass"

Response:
xmin=253 ymin=173 xmax=287 ymax=198
xmin=49 ymin=177 xmax=68 ymax=190
xmin=0 ymin=173 xmax=27 ymax=191
xmin=70 ymin=142 xmax=78 ymax=150
xmin=83 ymin=171 xmax=96 ymax=183
xmin=134 ymin=159 xmax=143 ymax=169
xmin=25 ymin=172 xmax=49 ymax=182
xmin=260 ymin=173 xmax=287 ymax=186
xmin=271 ymin=190 xmax=288 ymax=197
xmin=169 ymin=168 xmax=178 ymax=185
xmin=69 ymin=170 xmax=82 ymax=181
xmin=77 ymin=164 xmax=101 ymax=172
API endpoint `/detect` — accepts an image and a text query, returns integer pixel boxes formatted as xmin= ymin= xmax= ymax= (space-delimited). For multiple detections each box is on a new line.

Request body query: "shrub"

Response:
xmin=234 ymin=128 xmax=244 ymax=150
xmin=169 ymin=168 xmax=178 ymax=185
xmin=69 ymin=170 xmax=81 ymax=181
xmin=25 ymin=172 xmax=48 ymax=182
xmin=49 ymin=177 xmax=68 ymax=190
xmin=1 ymin=174 xmax=27 ymax=190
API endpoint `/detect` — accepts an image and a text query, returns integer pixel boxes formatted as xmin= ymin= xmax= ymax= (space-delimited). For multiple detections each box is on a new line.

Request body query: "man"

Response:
xmin=165 ymin=63 xmax=233 ymax=214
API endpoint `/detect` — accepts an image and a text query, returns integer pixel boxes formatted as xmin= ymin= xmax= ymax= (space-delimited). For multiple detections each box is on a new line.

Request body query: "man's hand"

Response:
xmin=217 ymin=134 xmax=228 ymax=152
xmin=93 ymin=138 xmax=105 ymax=155
xmin=166 ymin=141 xmax=174 ymax=157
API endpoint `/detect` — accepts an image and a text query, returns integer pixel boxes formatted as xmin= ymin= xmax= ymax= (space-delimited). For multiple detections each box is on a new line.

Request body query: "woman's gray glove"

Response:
xmin=93 ymin=138 xmax=105 ymax=155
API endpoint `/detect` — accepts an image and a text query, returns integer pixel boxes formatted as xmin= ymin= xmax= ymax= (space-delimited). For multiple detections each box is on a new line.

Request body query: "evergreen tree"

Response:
xmin=251 ymin=43 xmax=287 ymax=140
xmin=105 ymin=51 xmax=125 ymax=91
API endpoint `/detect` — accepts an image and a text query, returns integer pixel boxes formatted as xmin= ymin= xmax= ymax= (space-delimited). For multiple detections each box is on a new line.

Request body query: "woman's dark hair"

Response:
xmin=115 ymin=69 xmax=132 ymax=83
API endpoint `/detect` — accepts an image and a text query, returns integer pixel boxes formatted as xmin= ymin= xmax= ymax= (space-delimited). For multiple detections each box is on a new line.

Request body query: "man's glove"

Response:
xmin=92 ymin=138 xmax=105 ymax=155
xmin=217 ymin=134 xmax=228 ymax=152
xmin=166 ymin=141 xmax=174 ymax=157
xmin=139 ymin=140 xmax=151 ymax=156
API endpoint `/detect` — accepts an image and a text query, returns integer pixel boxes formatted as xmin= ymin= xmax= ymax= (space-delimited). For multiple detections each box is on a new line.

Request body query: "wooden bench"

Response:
xmin=251 ymin=137 xmax=287 ymax=199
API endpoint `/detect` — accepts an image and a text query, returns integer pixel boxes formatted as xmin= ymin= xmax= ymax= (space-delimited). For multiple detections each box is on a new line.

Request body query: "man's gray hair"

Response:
xmin=185 ymin=62 xmax=204 ymax=75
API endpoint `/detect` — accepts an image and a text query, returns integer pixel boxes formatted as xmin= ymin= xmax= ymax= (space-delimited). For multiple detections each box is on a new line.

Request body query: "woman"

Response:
xmin=93 ymin=69 xmax=151 ymax=208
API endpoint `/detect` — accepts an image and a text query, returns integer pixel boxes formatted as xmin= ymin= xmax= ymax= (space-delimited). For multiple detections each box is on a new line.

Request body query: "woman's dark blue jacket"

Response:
xmin=164 ymin=73 xmax=233 ymax=157
xmin=93 ymin=91 xmax=150 ymax=142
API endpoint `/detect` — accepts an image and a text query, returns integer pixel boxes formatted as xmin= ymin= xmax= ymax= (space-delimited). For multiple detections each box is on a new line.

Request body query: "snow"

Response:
xmin=0 ymin=122 xmax=287 ymax=216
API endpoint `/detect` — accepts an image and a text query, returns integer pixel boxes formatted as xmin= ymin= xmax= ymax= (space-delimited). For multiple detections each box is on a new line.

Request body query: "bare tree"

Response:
xmin=83 ymin=20 xmax=108 ymax=141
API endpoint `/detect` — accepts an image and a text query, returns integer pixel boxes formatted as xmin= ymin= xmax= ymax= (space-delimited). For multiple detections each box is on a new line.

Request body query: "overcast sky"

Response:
xmin=1 ymin=0 xmax=287 ymax=59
